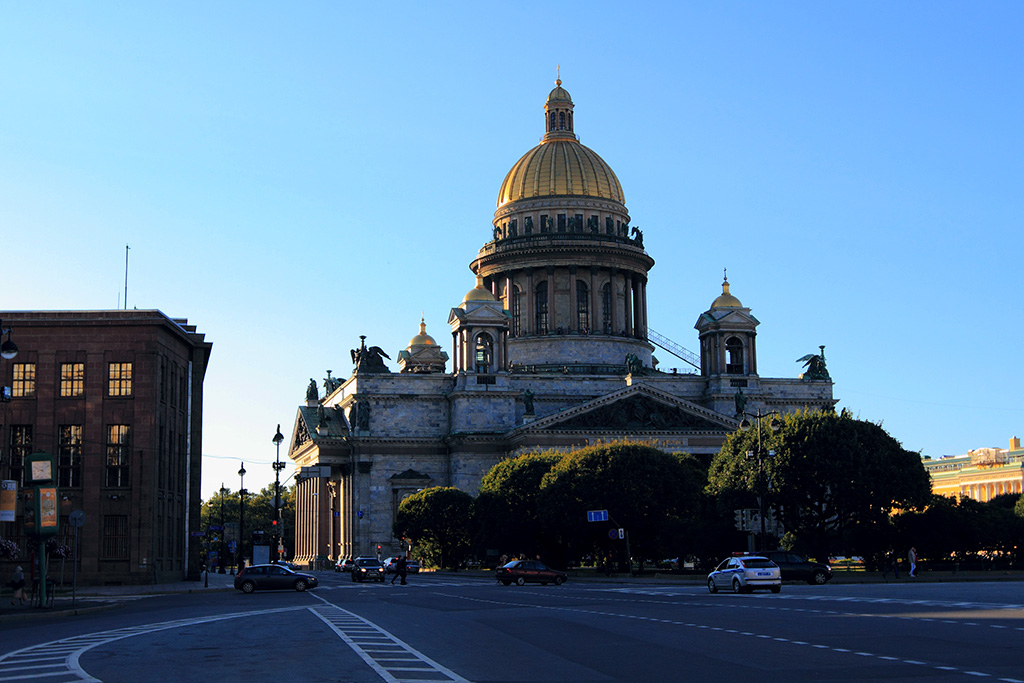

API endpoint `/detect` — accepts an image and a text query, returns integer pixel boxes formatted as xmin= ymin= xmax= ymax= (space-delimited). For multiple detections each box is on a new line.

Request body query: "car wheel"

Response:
xmin=515 ymin=577 xmax=526 ymax=586
xmin=241 ymin=581 xmax=256 ymax=594
xmin=294 ymin=579 xmax=308 ymax=592
xmin=770 ymin=585 xmax=781 ymax=593
xmin=501 ymin=580 xmax=511 ymax=586
xmin=708 ymin=578 xmax=718 ymax=593
xmin=554 ymin=576 xmax=565 ymax=586
xmin=811 ymin=570 xmax=829 ymax=585
xmin=732 ymin=578 xmax=744 ymax=593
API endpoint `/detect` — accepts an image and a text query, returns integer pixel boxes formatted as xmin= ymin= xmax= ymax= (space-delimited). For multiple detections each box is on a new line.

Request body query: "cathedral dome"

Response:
xmin=409 ymin=319 xmax=437 ymax=347
xmin=463 ymin=276 xmax=496 ymax=302
xmin=711 ymin=278 xmax=743 ymax=309
xmin=496 ymin=80 xmax=625 ymax=208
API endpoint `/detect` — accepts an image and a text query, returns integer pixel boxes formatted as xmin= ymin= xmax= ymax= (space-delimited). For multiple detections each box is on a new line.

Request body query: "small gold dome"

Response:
xmin=409 ymin=318 xmax=437 ymax=347
xmin=546 ymin=79 xmax=572 ymax=105
xmin=464 ymin=276 xmax=496 ymax=302
xmin=712 ymin=278 xmax=743 ymax=309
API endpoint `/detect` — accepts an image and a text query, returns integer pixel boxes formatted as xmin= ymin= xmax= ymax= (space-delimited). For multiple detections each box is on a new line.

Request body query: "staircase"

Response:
xmin=646 ymin=328 xmax=701 ymax=370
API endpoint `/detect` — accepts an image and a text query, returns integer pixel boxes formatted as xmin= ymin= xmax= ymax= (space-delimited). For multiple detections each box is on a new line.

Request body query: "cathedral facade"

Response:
xmin=286 ymin=82 xmax=835 ymax=566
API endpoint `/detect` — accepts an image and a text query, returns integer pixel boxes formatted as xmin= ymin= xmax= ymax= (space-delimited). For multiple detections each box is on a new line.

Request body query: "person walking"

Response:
xmin=10 ymin=566 xmax=25 ymax=606
xmin=908 ymin=546 xmax=918 ymax=577
xmin=391 ymin=556 xmax=408 ymax=585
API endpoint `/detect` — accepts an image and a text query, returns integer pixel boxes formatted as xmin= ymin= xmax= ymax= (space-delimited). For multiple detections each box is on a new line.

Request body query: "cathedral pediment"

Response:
xmin=511 ymin=384 xmax=737 ymax=435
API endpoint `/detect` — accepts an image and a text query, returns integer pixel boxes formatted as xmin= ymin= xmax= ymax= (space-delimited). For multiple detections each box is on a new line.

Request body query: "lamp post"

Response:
xmin=739 ymin=409 xmax=781 ymax=552
xmin=272 ymin=425 xmax=285 ymax=564
xmin=218 ymin=483 xmax=227 ymax=573
xmin=237 ymin=463 xmax=246 ymax=571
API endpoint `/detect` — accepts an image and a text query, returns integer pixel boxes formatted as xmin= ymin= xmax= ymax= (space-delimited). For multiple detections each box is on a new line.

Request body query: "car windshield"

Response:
xmin=740 ymin=559 xmax=775 ymax=569
xmin=356 ymin=559 xmax=379 ymax=567
xmin=501 ymin=561 xmax=520 ymax=569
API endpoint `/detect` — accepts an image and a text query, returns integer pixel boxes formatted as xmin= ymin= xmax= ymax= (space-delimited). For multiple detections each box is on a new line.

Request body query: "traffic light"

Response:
xmin=734 ymin=510 xmax=743 ymax=530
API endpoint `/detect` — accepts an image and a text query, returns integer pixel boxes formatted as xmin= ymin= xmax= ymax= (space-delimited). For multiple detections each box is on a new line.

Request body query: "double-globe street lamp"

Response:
xmin=272 ymin=425 xmax=285 ymax=563
xmin=237 ymin=463 xmax=246 ymax=571
xmin=739 ymin=409 xmax=781 ymax=552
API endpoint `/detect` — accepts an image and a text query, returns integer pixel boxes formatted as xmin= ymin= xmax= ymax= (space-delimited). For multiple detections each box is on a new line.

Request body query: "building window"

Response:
xmin=535 ymin=282 xmax=548 ymax=334
xmin=511 ymin=286 xmax=521 ymax=337
xmin=9 ymin=426 xmax=32 ymax=485
xmin=474 ymin=334 xmax=493 ymax=373
xmin=577 ymin=281 xmax=589 ymax=333
xmin=106 ymin=424 xmax=131 ymax=487
xmin=557 ymin=214 xmax=566 ymax=232
xmin=12 ymin=364 xmax=35 ymax=398
xmin=60 ymin=363 xmax=85 ymax=397
xmin=108 ymin=362 xmax=133 ymax=397
xmin=574 ymin=214 xmax=584 ymax=233
xmin=725 ymin=336 xmax=745 ymax=374
xmin=602 ymin=283 xmax=613 ymax=333
xmin=102 ymin=515 xmax=129 ymax=559
xmin=58 ymin=425 xmax=83 ymax=487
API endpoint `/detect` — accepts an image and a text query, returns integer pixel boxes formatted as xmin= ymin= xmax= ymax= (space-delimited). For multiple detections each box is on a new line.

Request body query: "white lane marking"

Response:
xmin=439 ymin=590 xmax=1019 ymax=681
xmin=0 ymin=607 xmax=305 ymax=682
xmin=308 ymin=597 xmax=471 ymax=683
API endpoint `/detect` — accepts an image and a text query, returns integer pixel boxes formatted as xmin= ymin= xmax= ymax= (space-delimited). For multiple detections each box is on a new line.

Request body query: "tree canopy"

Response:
xmin=707 ymin=409 xmax=931 ymax=559
xmin=474 ymin=452 xmax=562 ymax=561
xmin=393 ymin=486 xmax=474 ymax=570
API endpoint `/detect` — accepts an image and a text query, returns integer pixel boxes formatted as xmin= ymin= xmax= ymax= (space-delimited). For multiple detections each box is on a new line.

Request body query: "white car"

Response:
xmin=708 ymin=555 xmax=782 ymax=594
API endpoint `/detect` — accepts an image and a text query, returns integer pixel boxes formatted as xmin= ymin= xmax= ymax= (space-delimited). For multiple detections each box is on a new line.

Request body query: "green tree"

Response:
xmin=199 ymin=483 xmax=296 ymax=562
xmin=708 ymin=409 xmax=931 ymax=560
xmin=393 ymin=487 xmax=473 ymax=570
xmin=538 ymin=442 xmax=706 ymax=571
xmin=474 ymin=451 xmax=562 ymax=561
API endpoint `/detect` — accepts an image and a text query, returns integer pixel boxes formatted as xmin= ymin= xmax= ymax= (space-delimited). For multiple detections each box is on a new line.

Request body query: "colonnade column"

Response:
xmin=546 ymin=267 xmax=555 ymax=333
xmin=623 ymin=274 xmax=633 ymax=336
xmin=525 ymin=269 xmax=535 ymax=335
xmin=590 ymin=267 xmax=600 ymax=334
xmin=568 ymin=266 xmax=578 ymax=332
xmin=608 ymin=268 xmax=618 ymax=334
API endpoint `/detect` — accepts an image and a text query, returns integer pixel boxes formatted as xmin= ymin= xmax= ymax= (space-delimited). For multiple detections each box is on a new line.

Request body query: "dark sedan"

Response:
xmin=351 ymin=557 xmax=385 ymax=582
xmin=763 ymin=550 xmax=833 ymax=585
xmin=234 ymin=564 xmax=318 ymax=593
xmin=496 ymin=560 xmax=566 ymax=586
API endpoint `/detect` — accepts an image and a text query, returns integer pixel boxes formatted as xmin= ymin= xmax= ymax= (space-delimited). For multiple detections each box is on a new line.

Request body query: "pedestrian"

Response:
xmin=10 ymin=566 xmax=25 ymax=606
xmin=391 ymin=556 xmax=408 ymax=585
xmin=908 ymin=546 xmax=917 ymax=578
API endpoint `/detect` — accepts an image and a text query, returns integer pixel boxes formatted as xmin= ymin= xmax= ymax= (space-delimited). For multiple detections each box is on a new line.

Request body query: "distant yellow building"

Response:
xmin=924 ymin=437 xmax=1024 ymax=501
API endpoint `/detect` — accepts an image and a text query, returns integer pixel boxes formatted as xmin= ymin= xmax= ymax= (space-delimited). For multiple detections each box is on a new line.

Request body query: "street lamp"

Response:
xmin=218 ymin=483 xmax=227 ymax=573
xmin=272 ymin=424 xmax=285 ymax=564
xmin=739 ymin=409 xmax=781 ymax=552
xmin=0 ymin=320 xmax=17 ymax=361
xmin=237 ymin=463 xmax=246 ymax=571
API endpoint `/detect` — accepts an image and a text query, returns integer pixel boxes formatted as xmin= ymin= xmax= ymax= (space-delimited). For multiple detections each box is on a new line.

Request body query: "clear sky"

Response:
xmin=3 ymin=3 xmax=1021 ymax=501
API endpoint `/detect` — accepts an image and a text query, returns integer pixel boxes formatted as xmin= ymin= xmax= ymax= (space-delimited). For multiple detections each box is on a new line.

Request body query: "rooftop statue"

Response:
xmin=797 ymin=345 xmax=831 ymax=381
xmin=350 ymin=335 xmax=391 ymax=373
xmin=305 ymin=378 xmax=318 ymax=401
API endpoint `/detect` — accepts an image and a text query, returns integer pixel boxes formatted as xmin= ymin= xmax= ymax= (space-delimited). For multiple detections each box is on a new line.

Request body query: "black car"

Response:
xmin=763 ymin=550 xmax=832 ymax=585
xmin=234 ymin=564 xmax=318 ymax=593
xmin=351 ymin=557 xmax=385 ymax=582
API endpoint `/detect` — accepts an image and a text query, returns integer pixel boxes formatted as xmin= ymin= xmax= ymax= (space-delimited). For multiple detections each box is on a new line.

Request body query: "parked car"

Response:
xmin=335 ymin=557 xmax=356 ymax=573
xmin=496 ymin=560 xmax=567 ymax=586
xmin=274 ymin=560 xmax=300 ymax=571
xmin=405 ymin=559 xmax=420 ymax=574
xmin=383 ymin=557 xmax=400 ymax=573
xmin=763 ymin=550 xmax=833 ymax=585
xmin=351 ymin=557 xmax=385 ymax=582
xmin=234 ymin=564 xmax=318 ymax=593
xmin=707 ymin=555 xmax=781 ymax=594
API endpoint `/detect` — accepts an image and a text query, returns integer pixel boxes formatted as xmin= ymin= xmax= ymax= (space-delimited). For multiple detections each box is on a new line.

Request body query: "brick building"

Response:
xmin=0 ymin=310 xmax=211 ymax=585
xmin=285 ymin=82 xmax=835 ymax=566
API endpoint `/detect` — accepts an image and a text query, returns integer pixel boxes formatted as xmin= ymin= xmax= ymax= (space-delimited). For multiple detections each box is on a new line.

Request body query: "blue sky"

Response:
xmin=3 ymin=2 xmax=1021 ymax=500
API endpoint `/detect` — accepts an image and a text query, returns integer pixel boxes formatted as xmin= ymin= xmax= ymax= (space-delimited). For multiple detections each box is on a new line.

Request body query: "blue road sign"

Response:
xmin=587 ymin=510 xmax=609 ymax=522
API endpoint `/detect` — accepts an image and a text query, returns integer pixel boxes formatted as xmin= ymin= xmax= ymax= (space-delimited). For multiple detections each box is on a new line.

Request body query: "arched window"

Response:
xmin=576 ymin=281 xmax=589 ymax=333
xmin=601 ymin=282 xmax=612 ymax=334
xmin=549 ymin=112 xmax=556 ymax=132
xmin=558 ymin=111 xmax=566 ymax=129
xmin=725 ymin=336 xmax=745 ymax=374
xmin=475 ymin=333 xmax=493 ymax=373
xmin=535 ymin=282 xmax=548 ymax=334
xmin=511 ymin=286 xmax=521 ymax=337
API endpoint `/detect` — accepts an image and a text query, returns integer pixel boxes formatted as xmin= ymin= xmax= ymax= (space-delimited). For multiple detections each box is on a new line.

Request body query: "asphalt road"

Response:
xmin=2 ymin=572 xmax=1024 ymax=682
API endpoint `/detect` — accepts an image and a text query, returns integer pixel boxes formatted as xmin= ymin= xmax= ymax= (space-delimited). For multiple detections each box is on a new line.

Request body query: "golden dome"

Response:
xmin=409 ymin=318 xmax=437 ymax=347
xmin=497 ymin=141 xmax=625 ymax=206
xmin=496 ymin=81 xmax=625 ymax=207
xmin=712 ymin=278 xmax=743 ymax=309
xmin=464 ymin=276 xmax=496 ymax=302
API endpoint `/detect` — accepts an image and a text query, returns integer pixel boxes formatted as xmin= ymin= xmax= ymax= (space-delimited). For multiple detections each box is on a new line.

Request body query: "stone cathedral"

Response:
xmin=286 ymin=81 xmax=835 ymax=565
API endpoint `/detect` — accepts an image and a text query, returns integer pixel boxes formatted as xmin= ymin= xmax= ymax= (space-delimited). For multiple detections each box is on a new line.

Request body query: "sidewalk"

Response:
xmin=0 ymin=571 xmax=238 ymax=622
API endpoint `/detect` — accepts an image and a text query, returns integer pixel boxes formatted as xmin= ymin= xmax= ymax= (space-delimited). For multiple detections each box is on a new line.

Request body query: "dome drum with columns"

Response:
xmin=284 ymin=80 xmax=835 ymax=566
